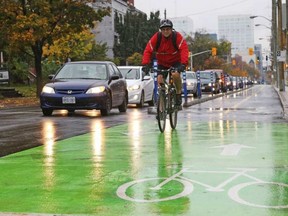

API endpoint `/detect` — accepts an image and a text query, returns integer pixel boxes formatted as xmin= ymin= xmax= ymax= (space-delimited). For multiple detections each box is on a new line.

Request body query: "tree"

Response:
xmin=114 ymin=10 xmax=160 ymax=65
xmin=0 ymin=0 xmax=109 ymax=96
xmin=42 ymin=29 xmax=96 ymax=62
xmin=127 ymin=52 xmax=143 ymax=65
xmin=189 ymin=31 xmax=218 ymax=71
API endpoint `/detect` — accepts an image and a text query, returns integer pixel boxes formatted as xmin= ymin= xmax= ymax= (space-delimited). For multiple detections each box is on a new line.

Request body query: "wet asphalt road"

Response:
xmin=1 ymin=85 xmax=288 ymax=216
xmin=0 ymin=85 xmax=286 ymax=157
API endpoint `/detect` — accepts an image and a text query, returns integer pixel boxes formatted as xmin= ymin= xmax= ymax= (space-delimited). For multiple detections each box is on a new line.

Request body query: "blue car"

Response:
xmin=40 ymin=61 xmax=128 ymax=116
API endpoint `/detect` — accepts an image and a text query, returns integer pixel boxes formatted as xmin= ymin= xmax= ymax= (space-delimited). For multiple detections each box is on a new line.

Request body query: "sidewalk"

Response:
xmin=274 ymin=86 xmax=288 ymax=120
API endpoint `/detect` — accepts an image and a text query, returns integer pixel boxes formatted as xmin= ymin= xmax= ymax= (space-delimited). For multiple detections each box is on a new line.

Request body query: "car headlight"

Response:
xmin=42 ymin=86 xmax=55 ymax=94
xmin=128 ymin=84 xmax=140 ymax=91
xmin=86 ymin=86 xmax=105 ymax=94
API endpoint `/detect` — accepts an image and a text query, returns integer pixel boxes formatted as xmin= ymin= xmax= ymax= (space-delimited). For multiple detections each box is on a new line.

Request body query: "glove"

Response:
xmin=142 ymin=65 xmax=150 ymax=75
xmin=177 ymin=64 xmax=186 ymax=72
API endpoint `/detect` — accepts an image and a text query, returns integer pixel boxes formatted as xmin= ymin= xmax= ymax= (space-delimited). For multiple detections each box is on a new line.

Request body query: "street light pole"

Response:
xmin=277 ymin=0 xmax=285 ymax=91
xmin=272 ymin=0 xmax=279 ymax=88
xmin=250 ymin=15 xmax=276 ymax=85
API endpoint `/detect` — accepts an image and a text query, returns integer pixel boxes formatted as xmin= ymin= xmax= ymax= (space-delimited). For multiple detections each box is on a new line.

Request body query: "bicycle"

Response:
xmin=116 ymin=167 xmax=288 ymax=208
xmin=154 ymin=67 xmax=179 ymax=133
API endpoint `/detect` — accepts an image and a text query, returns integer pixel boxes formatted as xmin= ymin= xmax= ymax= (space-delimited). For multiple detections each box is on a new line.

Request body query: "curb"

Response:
xmin=273 ymin=86 xmax=288 ymax=120
xmin=183 ymin=88 xmax=245 ymax=108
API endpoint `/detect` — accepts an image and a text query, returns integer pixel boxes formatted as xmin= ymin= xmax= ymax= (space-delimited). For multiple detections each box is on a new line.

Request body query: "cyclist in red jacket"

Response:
xmin=142 ymin=19 xmax=189 ymax=106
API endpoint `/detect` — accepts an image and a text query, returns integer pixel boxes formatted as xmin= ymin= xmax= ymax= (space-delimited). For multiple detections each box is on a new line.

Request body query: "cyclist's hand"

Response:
xmin=177 ymin=64 xmax=186 ymax=72
xmin=142 ymin=65 xmax=150 ymax=75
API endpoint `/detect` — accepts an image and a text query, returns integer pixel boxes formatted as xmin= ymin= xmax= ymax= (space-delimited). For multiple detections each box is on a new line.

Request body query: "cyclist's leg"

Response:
xmin=171 ymin=62 xmax=182 ymax=106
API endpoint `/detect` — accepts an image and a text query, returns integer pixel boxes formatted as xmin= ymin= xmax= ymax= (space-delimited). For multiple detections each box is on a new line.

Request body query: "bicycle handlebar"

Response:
xmin=153 ymin=67 xmax=178 ymax=76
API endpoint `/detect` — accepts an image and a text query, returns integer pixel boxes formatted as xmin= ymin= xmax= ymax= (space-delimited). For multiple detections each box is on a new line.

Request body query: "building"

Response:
xmin=218 ymin=15 xmax=254 ymax=58
xmin=91 ymin=0 xmax=137 ymax=58
xmin=170 ymin=17 xmax=194 ymax=37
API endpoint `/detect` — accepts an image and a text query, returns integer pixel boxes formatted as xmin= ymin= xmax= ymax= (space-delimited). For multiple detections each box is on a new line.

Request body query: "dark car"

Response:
xmin=40 ymin=61 xmax=128 ymax=116
xmin=199 ymin=70 xmax=221 ymax=94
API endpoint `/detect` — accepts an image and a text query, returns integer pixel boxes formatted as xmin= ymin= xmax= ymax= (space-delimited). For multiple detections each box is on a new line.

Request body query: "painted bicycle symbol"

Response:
xmin=117 ymin=168 xmax=288 ymax=209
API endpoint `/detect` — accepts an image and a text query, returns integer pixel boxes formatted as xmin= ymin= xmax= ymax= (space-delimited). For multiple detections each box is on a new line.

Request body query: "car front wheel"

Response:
xmin=136 ymin=92 xmax=145 ymax=108
xmin=100 ymin=93 xmax=111 ymax=116
xmin=118 ymin=93 xmax=128 ymax=112
xmin=42 ymin=108 xmax=53 ymax=116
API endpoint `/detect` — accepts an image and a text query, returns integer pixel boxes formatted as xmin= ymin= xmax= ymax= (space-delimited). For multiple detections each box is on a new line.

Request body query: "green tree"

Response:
xmin=127 ymin=52 xmax=143 ymax=65
xmin=189 ymin=31 xmax=218 ymax=71
xmin=0 ymin=0 xmax=109 ymax=96
xmin=114 ymin=10 xmax=160 ymax=65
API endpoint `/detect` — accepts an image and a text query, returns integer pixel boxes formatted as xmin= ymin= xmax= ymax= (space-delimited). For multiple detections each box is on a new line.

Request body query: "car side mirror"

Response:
xmin=143 ymin=75 xmax=151 ymax=81
xmin=48 ymin=74 xmax=55 ymax=80
xmin=110 ymin=75 xmax=120 ymax=80
xmin=108 ymin=74 xmax=120 ymax=84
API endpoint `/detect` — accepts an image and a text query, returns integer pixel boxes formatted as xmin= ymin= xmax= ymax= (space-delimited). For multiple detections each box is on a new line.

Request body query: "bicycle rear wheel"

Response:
xmin=169 ymin=89 xmax=178 ymax=129
xmin=157 ymin=90 xmax=167 ymax=132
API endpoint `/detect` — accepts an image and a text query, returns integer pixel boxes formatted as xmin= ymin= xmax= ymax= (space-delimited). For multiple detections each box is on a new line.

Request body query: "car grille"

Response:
xmin=56 ymin=89 xmax=85 ymax=95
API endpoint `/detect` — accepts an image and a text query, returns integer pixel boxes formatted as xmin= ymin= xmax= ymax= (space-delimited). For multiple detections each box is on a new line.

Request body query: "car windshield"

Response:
xmin=119 ymin=68 xmax=140 ymax=80
xmin=54 ymin=63 xmax=107 ymax=80
xmin=186 ymin=72 xmax=196 ymax=79
xmin=200 ymin=72 xmax=212 ymax=79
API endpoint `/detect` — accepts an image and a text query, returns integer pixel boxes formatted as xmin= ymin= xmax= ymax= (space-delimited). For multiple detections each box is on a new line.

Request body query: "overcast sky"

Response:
xmin=134 ymin=0 xmax=272 ymax=51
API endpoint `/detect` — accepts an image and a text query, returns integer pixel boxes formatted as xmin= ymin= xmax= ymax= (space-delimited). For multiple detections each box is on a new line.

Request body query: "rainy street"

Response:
xmin=1 ymin=84 xmax=288 ymax=216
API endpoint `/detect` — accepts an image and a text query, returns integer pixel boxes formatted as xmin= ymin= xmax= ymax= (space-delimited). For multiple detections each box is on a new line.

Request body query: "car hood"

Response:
xmin=125 ymin=79 xmax=142 ymax=87
xmin=46 ymin=79 xmax=107 ymax=89
xmin=185 ymin=79 xmax=197 ymax=82
xmin=200 ymin=78 xmax=212 ymax=84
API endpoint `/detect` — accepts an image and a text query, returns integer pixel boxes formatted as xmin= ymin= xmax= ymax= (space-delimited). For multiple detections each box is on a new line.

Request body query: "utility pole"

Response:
xmin=278 ymin=0 xmax=285 ymax=91
xmin=286 ymin=0 xmax=288 ymax=91
xmin=272 ymin=0 xmax=279 ymax=88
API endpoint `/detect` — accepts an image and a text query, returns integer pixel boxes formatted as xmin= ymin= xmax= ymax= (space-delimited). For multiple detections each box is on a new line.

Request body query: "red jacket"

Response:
xmin=142 ymin=31 xmax=189 ymax=68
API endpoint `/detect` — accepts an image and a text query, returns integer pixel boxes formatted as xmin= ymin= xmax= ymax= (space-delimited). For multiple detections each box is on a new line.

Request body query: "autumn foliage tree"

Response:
xmin=0 ymin=0 xmax=109 ymax=96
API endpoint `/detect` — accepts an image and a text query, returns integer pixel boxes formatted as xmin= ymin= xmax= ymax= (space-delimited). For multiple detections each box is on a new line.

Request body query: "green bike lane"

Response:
xmin=1 ymin=118 xmax=288 ymax=216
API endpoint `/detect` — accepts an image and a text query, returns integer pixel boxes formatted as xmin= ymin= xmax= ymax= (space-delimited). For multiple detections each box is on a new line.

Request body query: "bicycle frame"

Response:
xmin=151 ymin=168 xmax=259 ymax=191
xmin=154 ymin=68 xmax=178 ymax=132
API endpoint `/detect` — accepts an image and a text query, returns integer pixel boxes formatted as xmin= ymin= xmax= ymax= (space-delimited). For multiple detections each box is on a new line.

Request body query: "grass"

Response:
xmin=0 ymin=84 xmax=39 ymax=108
xmin=14 ymin=84 xmax=37 ymax=97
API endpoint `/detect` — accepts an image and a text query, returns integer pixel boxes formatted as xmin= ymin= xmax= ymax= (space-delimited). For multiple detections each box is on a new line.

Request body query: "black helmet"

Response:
xmin=160 ymin=19 xmax=173 ymax=29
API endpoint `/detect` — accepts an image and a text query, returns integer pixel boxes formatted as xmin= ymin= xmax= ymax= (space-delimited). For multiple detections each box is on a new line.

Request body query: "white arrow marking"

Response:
xmin=211 ymin=144 xmax=255 ymax=156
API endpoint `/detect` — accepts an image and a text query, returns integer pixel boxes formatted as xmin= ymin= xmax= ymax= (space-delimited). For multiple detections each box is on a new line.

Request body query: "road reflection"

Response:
xmin=128 ymin=109 xmax=141 ymax=175
xmin=41 ymin=120 xmax=56 ymax=189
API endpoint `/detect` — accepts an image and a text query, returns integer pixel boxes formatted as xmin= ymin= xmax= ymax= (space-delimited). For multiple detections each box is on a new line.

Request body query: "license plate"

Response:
xmin=201 ymin=87 xmax=205 ymax=90
xmin=62 ymin=96 xmax=76 ymax=104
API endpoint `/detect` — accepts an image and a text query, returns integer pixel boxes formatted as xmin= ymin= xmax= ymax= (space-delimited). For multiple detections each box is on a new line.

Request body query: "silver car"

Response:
xmin=182 ymin=71 xmax=198 ymax=97
xmin=118 ymin=66 xmax=154 ymax=107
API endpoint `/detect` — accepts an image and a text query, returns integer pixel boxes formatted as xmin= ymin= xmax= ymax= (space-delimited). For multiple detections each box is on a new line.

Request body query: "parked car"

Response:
xmin=230 ymin=76 xmax=240 ymax=90
xmin=40 ymin=61 xmax=128 ymax=116
xmin=118 ymin=66 xmax=154 ymax=107
xmin=182 ymin=71 xmax=198 ymax=97
xmin=199 ymin=70 xmax=221 ymax=94
xmin=226 ymin=74 xmax=234 ymax=91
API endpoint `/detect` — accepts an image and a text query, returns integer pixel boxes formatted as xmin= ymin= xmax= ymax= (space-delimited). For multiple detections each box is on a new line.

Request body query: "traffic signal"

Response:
xmin=211 ymin=47 xmax=217 ymax=56
xmin=256 ymin=56 xmax=260 ymax=64
xmin=248 ymin=48 xmax=254 ymax=55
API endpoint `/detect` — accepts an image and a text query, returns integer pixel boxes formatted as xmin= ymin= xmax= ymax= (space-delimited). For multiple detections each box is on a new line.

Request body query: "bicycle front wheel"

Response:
xmin=169 ymin=89 xmax=178 ymax=129
xmin=157 ymin=90 xmax=167 ymax=133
